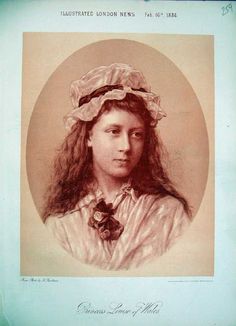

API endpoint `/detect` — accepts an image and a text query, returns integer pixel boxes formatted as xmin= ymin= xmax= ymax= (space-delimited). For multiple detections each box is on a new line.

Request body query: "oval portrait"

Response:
xmin=26 ymin=38 xmax=210 ymax=272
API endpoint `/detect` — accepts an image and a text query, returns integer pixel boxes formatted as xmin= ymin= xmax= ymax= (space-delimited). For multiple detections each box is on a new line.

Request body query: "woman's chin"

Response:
xmin=109 ymin=168 xmax=132 ymax=179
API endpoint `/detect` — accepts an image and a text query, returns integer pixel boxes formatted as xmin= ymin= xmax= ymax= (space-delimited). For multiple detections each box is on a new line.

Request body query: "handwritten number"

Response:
xmin=222 ymin=3 xmax=233 ymax=16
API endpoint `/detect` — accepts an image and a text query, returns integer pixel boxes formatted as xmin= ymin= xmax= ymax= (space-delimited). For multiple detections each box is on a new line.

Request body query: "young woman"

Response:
xmin=43 ymin=63 xmax=192 ymax=270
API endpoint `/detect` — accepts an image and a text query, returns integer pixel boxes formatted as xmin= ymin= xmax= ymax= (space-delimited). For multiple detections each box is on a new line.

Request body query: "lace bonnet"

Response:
xmin=64 ymin=63 xmax=166 ymax=130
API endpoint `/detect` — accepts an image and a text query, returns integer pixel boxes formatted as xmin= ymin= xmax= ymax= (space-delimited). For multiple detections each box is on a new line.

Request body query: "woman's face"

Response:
xmin=88 ymin=108 xmax=145 ymax=182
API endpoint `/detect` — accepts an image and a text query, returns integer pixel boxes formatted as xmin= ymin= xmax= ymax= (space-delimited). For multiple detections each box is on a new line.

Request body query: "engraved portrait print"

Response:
xmin=24 ymin=36 xmax=212 ymax=274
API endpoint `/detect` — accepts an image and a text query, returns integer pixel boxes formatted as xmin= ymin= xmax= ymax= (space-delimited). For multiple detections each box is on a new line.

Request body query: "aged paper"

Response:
xmin=1 ymin=1 xmax=235 ymax=325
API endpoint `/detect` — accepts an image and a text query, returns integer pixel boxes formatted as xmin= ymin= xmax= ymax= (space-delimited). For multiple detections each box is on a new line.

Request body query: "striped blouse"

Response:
xmin=46 ymin=183 xmax=190 ymax=270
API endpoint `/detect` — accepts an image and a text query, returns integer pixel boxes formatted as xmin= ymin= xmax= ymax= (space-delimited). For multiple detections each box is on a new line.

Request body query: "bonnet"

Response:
xmin=64 ymin=63 xmax=166 ymax=130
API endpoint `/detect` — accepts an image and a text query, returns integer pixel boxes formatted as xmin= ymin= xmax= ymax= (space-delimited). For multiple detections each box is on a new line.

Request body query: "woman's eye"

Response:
xmin=131 ymin=131 xmax=144 ymax=139
xmin=107 ymin=129 xmax=120 ymax=135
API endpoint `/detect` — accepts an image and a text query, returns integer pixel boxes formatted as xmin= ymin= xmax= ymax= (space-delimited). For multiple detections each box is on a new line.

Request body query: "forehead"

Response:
xmin=95 ymin=108 xmax=145 ymax=128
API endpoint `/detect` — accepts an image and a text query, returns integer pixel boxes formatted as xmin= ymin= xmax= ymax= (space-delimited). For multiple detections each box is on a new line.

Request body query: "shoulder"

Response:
xmin=44 ymin=208 xmax=79 ymax=229
xmin=44 ymin=193 xmax=95 ymax=225
xmin=45 ymin=214 xmax=66 ymax=231
xmin=138 ymin=193 xmax=186 ymax=211
xmin=155 ymin=195 xmax=186 ymax=211
xmin=136 ymin=193 xmax=190 ymax=223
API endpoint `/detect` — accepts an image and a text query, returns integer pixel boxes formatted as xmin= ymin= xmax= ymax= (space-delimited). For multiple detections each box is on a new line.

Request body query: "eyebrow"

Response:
xmin=105 ymin=124 xmax=144 ymax=130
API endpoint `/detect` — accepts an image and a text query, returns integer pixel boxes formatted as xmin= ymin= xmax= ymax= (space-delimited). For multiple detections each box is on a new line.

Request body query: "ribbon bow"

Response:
xmin=88 ymin=200 xmax=124 ymax=241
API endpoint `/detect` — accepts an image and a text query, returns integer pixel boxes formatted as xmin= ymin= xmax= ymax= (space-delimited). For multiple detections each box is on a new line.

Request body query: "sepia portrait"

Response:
xmin=21 ymin=34 xmax=214 ymax=276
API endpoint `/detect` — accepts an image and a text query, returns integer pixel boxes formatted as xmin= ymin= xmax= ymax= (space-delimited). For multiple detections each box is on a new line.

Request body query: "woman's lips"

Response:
xmin=113 ymin=158 xmax=130 ymax=165
xmin=114 ymin=158 xmax=129 ymax=162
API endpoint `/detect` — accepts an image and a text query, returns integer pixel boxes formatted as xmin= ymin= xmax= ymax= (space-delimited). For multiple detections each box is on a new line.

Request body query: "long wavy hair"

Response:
xmin=42 ymin=93 xmax=191 ymax=222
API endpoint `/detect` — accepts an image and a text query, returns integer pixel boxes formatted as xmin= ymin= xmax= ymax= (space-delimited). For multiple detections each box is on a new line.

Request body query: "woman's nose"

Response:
xmin=118 ymin=133 xmax=131 ymax=152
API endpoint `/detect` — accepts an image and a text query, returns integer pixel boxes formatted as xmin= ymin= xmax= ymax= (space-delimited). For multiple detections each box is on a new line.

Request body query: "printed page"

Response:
xmin=0 ymin=1 xmax=235 ymax=325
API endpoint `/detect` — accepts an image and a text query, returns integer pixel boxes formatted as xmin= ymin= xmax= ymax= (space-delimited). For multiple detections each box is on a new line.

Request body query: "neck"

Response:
xmin=93 ymin=172 xmax=127 ymax=203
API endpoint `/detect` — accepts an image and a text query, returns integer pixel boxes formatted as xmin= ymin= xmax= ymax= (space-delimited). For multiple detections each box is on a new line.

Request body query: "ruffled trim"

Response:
xmin=70 ymin=63 xmax=151 ymax=108
xmin=75 ymin=179 xmax=137 ymax=210
xmin=64 ymin=86 xmax=166 ymax=130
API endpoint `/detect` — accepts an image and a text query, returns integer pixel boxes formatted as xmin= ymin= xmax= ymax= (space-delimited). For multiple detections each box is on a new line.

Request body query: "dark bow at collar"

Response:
xmin=88 ymin=200 xmax=124 ymax=241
